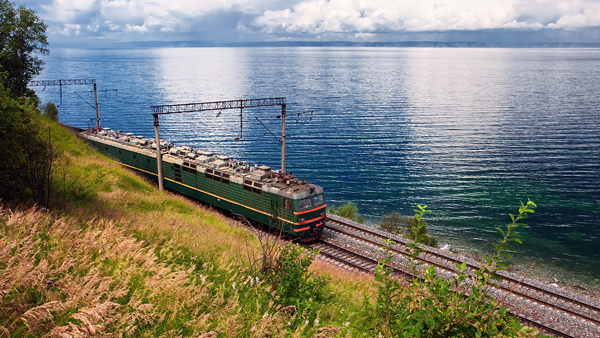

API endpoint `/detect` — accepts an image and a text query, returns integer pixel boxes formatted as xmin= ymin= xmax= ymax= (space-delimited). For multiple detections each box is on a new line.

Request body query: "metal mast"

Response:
xmin=151 ymin=97 xmax=287 ymax=191
xmin=29 ymin=79 xmax=100 ymax=128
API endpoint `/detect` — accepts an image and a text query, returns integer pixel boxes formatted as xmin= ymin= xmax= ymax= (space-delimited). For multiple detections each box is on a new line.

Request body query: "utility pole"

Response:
xmin=153 ymin=114 xmax=164 ymax=191
xmin=281 ymin=104 xmax=286 ymax=172
xmin=94 ymin=83 xmax=100 ymax=128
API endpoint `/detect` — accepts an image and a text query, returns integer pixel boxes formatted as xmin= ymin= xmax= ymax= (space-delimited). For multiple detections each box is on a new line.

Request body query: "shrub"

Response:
xmin=328 ymin=201 xmax=364 ymax=223
xmin=401 ymin=214 xmax=438 ymax=247
xmin=41 ymin=101 xmax=59 ymax=121
xmin=378 ymin=211 xmax=402 ymax=236
xmin=370 ymin=201 xmax=539 ymax=337
xmin=379 ymin=211 xmax=438 ymax=247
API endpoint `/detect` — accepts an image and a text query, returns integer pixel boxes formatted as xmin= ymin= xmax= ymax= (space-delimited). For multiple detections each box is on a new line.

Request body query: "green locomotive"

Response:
xmin=80 ymin=128 xmax=326 ymax=241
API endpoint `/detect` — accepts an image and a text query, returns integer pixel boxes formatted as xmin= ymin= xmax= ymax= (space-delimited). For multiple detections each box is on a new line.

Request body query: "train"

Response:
xmin=79 ymin=127 xmax=326 ymax=241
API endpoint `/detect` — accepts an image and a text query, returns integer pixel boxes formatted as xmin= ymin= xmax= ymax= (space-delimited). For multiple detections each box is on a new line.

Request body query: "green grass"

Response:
xmin=0 ymin=121 xmax=546 ymax=337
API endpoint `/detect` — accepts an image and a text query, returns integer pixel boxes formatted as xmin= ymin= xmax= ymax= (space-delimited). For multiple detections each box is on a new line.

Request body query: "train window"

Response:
xmin=221 ymin=178 xmax=230 ymax=185
xmin=312 ymin=194 xmax=324 ymax=205
xmin=244 ymin=185 xmax=252 ymax=191
xmin=284 ymin=199 xmax=292 ymax=210
xmin=299 ymin=198 xmax=313 ymax=209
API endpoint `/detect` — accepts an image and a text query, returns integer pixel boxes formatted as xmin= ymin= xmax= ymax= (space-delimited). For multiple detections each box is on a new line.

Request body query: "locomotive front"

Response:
xmin=288 ymin=187 xmax=326 ymax=242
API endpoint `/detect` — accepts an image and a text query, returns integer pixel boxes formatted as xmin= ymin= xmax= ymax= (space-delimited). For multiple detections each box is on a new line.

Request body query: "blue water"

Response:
xmin=36 ymin=47 xmax=600 ymax=282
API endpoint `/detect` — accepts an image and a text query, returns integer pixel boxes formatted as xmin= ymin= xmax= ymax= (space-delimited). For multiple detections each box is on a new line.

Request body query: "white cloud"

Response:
xmin=32 ymin=0 xmax=600 ymax=42
xmin=252 ymin=0 xmax=600 ymax=34
xmin=54 ymin=23 xmax=82 ymax=36
xmin=125 ymin=24 xmax=148 ymax=32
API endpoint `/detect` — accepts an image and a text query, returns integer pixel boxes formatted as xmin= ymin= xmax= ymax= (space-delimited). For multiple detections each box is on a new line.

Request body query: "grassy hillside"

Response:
xmin=0 ymin=120 xmax=375 ymax=337
xmin=0 ymin=120 xmax=547 ymax=337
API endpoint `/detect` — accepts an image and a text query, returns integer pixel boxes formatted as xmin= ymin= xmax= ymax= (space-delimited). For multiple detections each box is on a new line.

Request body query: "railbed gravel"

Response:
xmin=322 ymin=215 xmax=600 ymax=338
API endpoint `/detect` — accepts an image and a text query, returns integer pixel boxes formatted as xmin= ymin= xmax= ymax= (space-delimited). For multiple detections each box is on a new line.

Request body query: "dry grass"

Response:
xmin=5 ymin=123 xmax=496 ymax=337
xmin=0 ymin=202 xmax=328 ymax=337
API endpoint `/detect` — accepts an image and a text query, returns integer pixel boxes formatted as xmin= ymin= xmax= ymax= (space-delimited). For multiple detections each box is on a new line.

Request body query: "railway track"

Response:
xmin=310 ymin=214 xmax=600 ymax=338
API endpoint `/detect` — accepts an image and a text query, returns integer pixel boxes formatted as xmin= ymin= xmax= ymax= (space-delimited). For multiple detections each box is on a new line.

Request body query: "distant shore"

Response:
xmin=49 ymin=40 xmax=600 ymax=49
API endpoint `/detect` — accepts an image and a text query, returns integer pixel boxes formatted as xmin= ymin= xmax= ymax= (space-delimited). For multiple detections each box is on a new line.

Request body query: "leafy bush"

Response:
xmin=262 ymin=243 xmax=329 ymax=309
xmin=378 ymin=211 xmax=403 ymax=236
xmin=369 ymin=201 xmax=539 ymax=337
xmin=328 ymin=201 xmax=365 ymax=223
xmin=378 ymin=211 xmax=438 ymax=247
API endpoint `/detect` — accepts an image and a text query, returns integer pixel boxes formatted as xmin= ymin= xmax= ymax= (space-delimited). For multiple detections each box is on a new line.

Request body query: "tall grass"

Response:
xmin=0 ymin=121 xmax=373 ymax=337
xmin=0 ymin=121 xmax=546 ymax=337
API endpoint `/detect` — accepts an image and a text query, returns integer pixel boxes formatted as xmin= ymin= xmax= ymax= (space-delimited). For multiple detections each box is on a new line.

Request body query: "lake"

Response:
xmin=36 ymin=47 xmax=600 ymax=285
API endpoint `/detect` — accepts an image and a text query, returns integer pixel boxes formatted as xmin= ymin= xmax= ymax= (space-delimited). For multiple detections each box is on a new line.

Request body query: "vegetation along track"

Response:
xmin=313 ymin=214 xmax=600 ymax=338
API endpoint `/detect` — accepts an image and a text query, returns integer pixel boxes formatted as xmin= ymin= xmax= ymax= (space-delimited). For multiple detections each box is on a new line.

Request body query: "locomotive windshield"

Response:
xmin=299 ymin=198 xmax=312 ymax=209
xmin=312 ymin=194 xmax=324 ymax=206
xmin=299 ymin=194 xmax=325 ymax=210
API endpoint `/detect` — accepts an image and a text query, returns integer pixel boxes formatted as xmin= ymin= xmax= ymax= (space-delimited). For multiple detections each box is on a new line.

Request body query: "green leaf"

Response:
xmin=490 ymin=275 xmax=503 ymax=282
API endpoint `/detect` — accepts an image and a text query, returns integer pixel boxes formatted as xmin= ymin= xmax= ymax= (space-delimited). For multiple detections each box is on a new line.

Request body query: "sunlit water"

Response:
xmin=37 ymin=47 xmax=600 ymax=285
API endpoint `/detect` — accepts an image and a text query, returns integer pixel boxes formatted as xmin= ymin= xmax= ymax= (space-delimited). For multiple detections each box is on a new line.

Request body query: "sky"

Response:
xmin=16 ymin=0 xmax=600 ymax=46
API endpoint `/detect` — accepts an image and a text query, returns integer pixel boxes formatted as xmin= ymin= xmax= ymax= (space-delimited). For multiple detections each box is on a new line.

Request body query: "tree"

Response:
xmin=0 ymin=78 xmax=58 ymax=207
xmin=42 ymin=101 xmax=59 ymax=121
xmin=0 ymin=0 xmax=48 ymax=97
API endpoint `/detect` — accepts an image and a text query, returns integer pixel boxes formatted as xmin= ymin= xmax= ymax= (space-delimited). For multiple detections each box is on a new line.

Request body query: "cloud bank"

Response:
xmin=18 ymin=0 xmax=600 ymax=44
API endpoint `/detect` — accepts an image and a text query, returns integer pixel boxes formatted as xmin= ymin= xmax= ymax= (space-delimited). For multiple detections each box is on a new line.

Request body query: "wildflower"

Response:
xmin=344 ymin=322 xmax=350 ymax=326
xmin=288 ymin=322 xmax=291 ymax=326
xmin=314 ymin=319 xmax=319 ymax=326
xmin=263 ymin=312 xmax=269 ymax=319
xmin=232 ymin=282 xmax=236 ymax=290
xmin=34 ymin=229 xmax=38 ymax=232
xmin=305 ymin=320 xmax=309 ymax=325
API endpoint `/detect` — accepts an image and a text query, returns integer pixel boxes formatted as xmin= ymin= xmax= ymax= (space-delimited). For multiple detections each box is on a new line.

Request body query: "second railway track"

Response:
xmin=308 ymin=214 xmax=600 ymax=338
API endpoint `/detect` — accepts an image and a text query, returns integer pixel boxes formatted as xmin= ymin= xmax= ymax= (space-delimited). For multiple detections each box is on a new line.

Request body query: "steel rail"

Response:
xmin=310 ymin=231 xmax=579 ymax=338
xmin=325 ymin=216 xmax=600 ymax=327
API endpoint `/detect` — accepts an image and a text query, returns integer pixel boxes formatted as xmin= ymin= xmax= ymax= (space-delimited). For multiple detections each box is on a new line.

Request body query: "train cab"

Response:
xmin=290 ymin=192 xmax=326 ymax=242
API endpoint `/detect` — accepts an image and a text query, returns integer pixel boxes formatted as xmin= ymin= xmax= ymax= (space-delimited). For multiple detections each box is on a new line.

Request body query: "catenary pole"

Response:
xmin=94 ymin=83 xmax=100 ymax=128
xmin=281 ymin=104 xmax=286 ymax=172
xmin=153 ymin=114 xmax=164 ymax=191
